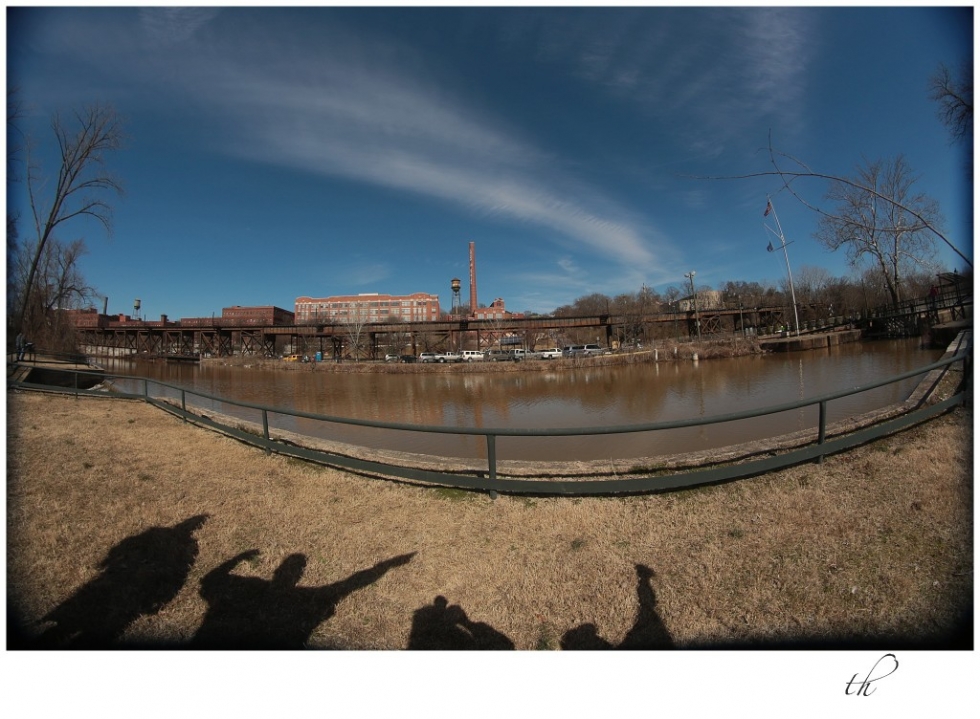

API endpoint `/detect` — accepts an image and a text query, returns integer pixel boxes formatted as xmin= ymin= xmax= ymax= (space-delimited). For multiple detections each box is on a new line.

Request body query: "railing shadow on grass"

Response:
xmin=7 ymin=339 xmax=971 ymax=498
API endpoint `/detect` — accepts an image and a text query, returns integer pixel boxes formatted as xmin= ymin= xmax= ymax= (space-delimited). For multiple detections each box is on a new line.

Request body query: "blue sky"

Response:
xmin=5 ymin=4 xmax=974 ymax=321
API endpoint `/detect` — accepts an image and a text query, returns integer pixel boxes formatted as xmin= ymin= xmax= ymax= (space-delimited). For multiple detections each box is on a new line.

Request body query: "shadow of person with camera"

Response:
xmin=560 ymin=563 xmax=673 ymax=650
xmin=408 ymin=595 xmax=514 ymax=650
xmin=31 ymin=514 xmax=209 ymax=648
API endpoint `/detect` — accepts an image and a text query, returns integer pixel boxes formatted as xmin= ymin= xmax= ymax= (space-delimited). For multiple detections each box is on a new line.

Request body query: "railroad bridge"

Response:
xmin=73 ymin=280 xmax=970 ymax=360
xmin=74 ymin=304 xmax=812 ymax=360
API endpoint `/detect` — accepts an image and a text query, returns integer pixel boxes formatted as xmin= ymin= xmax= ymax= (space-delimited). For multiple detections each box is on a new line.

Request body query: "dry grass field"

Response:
xmin=6 ymin=388 xmax=973 ymax=651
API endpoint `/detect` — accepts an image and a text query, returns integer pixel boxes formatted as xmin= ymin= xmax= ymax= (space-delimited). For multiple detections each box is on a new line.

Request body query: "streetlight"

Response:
xmin=684 ymin=271 xmax=701 ymax=344
xmin=736 ymin=294 xmax=745 ymax=337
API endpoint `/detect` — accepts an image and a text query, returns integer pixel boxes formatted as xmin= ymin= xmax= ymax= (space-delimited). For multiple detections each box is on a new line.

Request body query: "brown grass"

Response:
xmin=6 ymin=389 xmax=972 ymax=650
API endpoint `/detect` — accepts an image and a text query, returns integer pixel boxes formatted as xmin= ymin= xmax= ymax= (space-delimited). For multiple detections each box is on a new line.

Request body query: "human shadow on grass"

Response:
xmin=191 ymin=550 xmax=415 ymax=649
xmin=26 ymin=514 xmax=210 ymax=649
xmin=560 ymin=564 xmax=674 ymax=650
xmin=408 ymin=595 xmax=515 ymax=649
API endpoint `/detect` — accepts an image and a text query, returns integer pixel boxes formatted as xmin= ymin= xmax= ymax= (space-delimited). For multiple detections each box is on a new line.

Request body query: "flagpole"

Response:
xmin=765 ymin=196 xmax=801 ymax=336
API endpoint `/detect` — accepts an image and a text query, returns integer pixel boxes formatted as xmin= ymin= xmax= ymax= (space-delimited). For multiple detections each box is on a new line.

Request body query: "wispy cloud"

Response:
xmin=168 ymin=18 xmax=663 ymax=273
xmin=333 ymin=261 xmax=392 ymax=288
xmin=519 ymin=8 xmax=813 ymax=143
xmin=139 ymin=7 xmax=219 ymax=46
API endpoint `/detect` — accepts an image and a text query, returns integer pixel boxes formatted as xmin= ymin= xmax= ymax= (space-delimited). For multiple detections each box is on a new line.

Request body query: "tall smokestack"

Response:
xmin=469 ymin=241 xmax=478 ymax=316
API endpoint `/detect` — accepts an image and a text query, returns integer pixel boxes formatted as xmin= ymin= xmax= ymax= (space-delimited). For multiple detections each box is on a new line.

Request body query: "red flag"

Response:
xmin=764 ymin=200 xmax=772 ymax=217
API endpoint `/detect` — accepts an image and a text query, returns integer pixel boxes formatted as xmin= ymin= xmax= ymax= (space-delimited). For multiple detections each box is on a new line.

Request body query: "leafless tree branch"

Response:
xmin=17 ymin=103 xmax=124 ymax=335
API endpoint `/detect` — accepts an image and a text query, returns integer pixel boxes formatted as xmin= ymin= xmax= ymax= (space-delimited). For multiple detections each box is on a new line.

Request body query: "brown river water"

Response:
xmin=99 ymin=338 xmax=942 ymax=463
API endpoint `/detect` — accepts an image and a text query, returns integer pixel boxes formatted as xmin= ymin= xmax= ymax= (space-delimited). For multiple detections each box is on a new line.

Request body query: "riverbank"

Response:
xmin=7 ymin=388 xmax=971 ymax=650
xmin=202 ymin=336 xmax=766 ymax=373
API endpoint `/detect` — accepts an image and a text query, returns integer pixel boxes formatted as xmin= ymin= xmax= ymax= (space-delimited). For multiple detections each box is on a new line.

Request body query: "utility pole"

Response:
xmin=684 ymin=271 xmax=701 ymax=343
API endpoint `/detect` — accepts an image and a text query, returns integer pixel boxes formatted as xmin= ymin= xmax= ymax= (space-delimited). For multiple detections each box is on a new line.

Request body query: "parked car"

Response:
xmin=437 ymin=352 xmax=462 ymax=363
xmin=283 ymin=354 xmax=302 ymax=362
xmin=564 ymin=344 xmax=605 ymax=357
xmin=460 ymin=350 xmax=485 ymax=362
xmin=508 ymin=349 xmax=528 ymax=361
xmin=533 ymin=348 xmax=562 ymax=359
xmin=399 ymin=354 xmax=417 ymax=363
xmin=485 ymin=349 xmax=514 ymax=362
xmin=418 ymin=352 xmax=439 ymax=363
xmin=384 ymin=354 xmax=400 ymax=362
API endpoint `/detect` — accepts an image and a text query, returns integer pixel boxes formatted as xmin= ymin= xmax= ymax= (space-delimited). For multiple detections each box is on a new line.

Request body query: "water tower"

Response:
xmin=451 ymin=278 xmax=462 ymax=316
xmin=133 ymin=298 xmax=141 ymax=321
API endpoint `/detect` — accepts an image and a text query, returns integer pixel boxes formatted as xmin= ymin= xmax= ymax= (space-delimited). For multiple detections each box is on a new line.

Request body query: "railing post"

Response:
xmin=817 ymin=400 xmax=827 ymax=464
xmin=486 ymin=434 xmax=497 ymax=479
xmin=262 ymin=409 xmax=271 ymax=454
xmin=961 ymin=353 xmax=971 ymax=406
xmin=181 ymin=389 xmax=187 ymax=422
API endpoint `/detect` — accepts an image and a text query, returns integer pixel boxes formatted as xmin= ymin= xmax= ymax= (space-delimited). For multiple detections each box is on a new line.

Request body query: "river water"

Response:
xmin=99 ymin=338 xmax=941 ymax=463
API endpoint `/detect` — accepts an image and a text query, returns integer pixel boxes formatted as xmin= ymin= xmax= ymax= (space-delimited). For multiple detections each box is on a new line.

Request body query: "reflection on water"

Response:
xmin=101 ymin=338 xmax=942 ymax=462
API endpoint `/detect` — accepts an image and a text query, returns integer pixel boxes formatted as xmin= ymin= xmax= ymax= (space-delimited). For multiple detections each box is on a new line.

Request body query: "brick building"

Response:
xmin=472 ymin=297 xmax=523 ymax=321
xmin=294 ymin=292 xmax=441 ymax=324
xmin=220 ymin=305 xmax=295 ymax=325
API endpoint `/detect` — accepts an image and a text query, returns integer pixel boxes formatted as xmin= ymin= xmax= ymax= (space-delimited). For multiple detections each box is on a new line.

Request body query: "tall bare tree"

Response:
xmin=815 ymin=155 xmax=941 ymax=308
xmin=7 ymin=88 xmax=25 ymax=328
xmin=17 ymin=103 xmax=123 ymax=336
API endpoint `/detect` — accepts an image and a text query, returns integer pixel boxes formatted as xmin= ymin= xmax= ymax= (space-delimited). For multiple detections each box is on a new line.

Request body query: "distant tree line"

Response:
xmin=546 ymin=263 xmax=963 ymax=347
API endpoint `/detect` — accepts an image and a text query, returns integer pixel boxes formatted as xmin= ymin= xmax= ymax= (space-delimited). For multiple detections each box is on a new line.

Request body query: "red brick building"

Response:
xmin=220 ymin=305 xmax=294 ymax=325
xmin=294 ymin=292 xmax=441 ymax=324
xmin=472 ymin=297 xmax=523 ymax=321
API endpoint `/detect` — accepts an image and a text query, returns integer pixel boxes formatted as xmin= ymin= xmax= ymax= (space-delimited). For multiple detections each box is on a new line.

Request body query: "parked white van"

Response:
xmin=460 ymin=350 xmax=485 ymax=362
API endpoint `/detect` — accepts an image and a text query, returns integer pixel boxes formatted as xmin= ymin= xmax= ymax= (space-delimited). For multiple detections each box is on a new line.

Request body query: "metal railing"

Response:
xmin=8 ymin=341 xmax=970 ymax=496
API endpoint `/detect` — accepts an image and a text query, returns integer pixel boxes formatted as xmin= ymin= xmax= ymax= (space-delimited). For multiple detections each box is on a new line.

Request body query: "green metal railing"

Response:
xmin=8 ymin=343 xmax=970 ymax=496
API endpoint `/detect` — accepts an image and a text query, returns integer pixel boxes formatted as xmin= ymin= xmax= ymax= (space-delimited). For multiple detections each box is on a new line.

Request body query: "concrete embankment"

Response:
xmin=759 ymin=328 xmax=863 ymax=353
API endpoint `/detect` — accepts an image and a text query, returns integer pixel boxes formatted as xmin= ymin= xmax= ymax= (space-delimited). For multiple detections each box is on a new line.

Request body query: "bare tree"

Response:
xmin=340 ymin=304 xmax=370 ymax=360
xmin=791 ymin=265 xmax=833 ymax=318
xmin=929 ymin=61 xmax=973 ymax=144
xmin=7 ymin=88 xmax=25 ymax=330
xmin=695 ymin=131 xmax=970 ymax=270
xmin=815 ymin=155 xmax=941 ymax=308
xmin=13 ymin=237 xmax=95 ymax=352
xmin=17 ymin=104 xmax=123 ymax=336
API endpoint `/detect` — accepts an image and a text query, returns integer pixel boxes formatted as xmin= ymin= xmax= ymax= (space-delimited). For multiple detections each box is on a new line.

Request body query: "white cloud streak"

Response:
xmin=181 ymin=24 xmax=661 ymax=271
xmin=521 ymin=7 xmax=813 ymax=144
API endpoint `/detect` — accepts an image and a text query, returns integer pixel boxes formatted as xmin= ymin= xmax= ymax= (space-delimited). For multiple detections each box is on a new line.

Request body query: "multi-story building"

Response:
xmin=294 ymin=292 xmax=441 ymax=324
xmin=220 ymin=305 xmax=295 ymax=325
